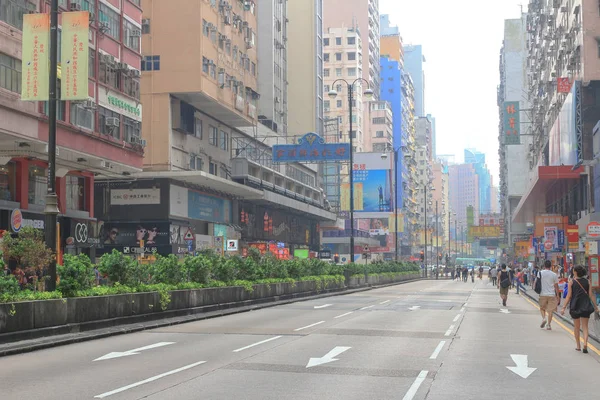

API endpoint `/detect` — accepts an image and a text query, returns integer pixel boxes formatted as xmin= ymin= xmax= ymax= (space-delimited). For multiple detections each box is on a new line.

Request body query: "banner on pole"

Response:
xmin=21 ymin=13 xmax=50 ymax=101
xmin=61 ymin=11 xmax=89 ymax=100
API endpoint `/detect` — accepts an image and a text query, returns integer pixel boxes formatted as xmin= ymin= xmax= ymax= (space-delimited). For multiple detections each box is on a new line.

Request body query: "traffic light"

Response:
xmin=420 ymin=251 xmax=424 ymax=262
xmin=334 ymin=254 xmax=340 ymax=263
xmin=438 ymin=253 xmax=442 ymax=262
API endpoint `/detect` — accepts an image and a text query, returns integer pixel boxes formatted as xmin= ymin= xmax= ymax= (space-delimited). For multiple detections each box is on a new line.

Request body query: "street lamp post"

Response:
xmin=423 ymin=185 xmax=428 ymax=278
xmin=45 ymin=0 xmax=61 ymax=291
xmin=447 ymin=210 xmax=451 ymax=266
xmin=454 ymin=218 xmax=457 ymax=264
xmin=435 ymin=200 xmax=439 ymax=279
xmin=328 ymin=80 xmax=374 ymax=265
xmin=381 ymin=146 xmax=403 ymax=262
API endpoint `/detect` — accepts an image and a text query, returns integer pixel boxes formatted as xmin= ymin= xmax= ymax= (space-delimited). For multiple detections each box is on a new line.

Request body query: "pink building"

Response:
xmin=363 ymin=101 xmax=392 ymax=152
xmin=448 ymin=163 xmax=479 ymax=237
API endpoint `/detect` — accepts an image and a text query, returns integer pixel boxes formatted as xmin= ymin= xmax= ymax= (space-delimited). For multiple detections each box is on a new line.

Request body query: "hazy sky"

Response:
xmin=380 ymin=0 xmax=525 ymax=184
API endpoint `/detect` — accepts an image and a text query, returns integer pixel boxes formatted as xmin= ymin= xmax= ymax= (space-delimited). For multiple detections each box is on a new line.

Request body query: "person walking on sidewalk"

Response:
xmin=490 ymin=265 xmax=498 ymax=286
xmin=561 ymin=265 xmax=600 ymax=353
xmin=537 ymin=260 xmax=560 ymax=331
xmin=498 ymin=264 xmax=511 ymax=306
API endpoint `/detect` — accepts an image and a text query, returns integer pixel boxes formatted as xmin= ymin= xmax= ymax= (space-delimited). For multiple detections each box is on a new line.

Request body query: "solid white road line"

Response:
xmin=94 ymin=361 xmax=206 ymax=398
xmin=232 ymin=336 xmax=282 ymax=353
xmin=294 ymin=321 xmax=325 ymax=331
xmin=402 ymin=370 xmax=429 ymax=400
xmin=380 ymin=300 xmax=391 ymax=304
xmin=360 ymin=305 xmax=374 ymax=310
xmin=429 ymin=341 xmax=446 ymax=360
xmin=445 ymin=325 xmax=455 ymax=336
xmin=334 ymin=311 xmax=353 ymax=319
xmin=453 ymin=314 xmax=461 ymax=322
xmin=313 ymin=304 xmax=332 ymax=309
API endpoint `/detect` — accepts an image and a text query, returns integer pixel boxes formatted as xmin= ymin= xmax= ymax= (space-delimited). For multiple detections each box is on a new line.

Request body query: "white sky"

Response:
xmin=380 ymin=0 xmax=525 ymax=184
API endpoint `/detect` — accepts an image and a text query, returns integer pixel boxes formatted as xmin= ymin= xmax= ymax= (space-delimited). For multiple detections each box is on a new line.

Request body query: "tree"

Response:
xmin=1 ymin=227 xmax=54 ymax=287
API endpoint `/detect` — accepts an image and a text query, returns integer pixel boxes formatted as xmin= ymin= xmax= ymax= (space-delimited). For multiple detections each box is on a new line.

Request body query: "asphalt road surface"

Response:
xmin=2 ymin=278 xmax=599 ymax=400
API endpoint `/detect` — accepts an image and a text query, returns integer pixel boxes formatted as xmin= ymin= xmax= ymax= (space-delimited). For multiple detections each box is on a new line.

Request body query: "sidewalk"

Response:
xmin=519 ymin=285 xmax=600 ymax=342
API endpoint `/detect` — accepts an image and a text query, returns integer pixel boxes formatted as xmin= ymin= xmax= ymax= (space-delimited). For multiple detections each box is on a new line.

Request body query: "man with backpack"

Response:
xmin=535 ymin=260 xmax=560 ymax=330
xmin=498 ymin=264 xmax=511 ymax=306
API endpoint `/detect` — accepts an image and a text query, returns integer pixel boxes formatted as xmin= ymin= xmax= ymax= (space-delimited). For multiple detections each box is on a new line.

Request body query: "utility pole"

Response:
xmin=435 ymin=200 xmax=439 ymax=279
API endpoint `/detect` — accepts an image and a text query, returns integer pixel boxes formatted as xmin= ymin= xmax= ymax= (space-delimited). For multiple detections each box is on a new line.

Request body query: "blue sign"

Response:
xmin=558 ymin=230 xmax=565 ymax=250
xmin=272 ymin=133 xmax=351 ymax=163
xmin=188 ymin=191 xmax=231 ymax=224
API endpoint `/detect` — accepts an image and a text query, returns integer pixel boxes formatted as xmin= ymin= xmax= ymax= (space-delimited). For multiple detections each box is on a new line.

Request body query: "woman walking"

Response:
xmin=561 ymin=266 xmax=599 ymax=353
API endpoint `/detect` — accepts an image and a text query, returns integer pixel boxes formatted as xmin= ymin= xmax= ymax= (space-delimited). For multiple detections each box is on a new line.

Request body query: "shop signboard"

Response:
xmin=587 ymin=222 xmax=600 ymax=238
xmin=469 ymin=226 xmax=502 ymax=238
xmin=188 ymin=190 xmax=231 ymax=224
xmin=590 ymin=256 xmax=600 ymax=288
xmin=111 ymin=188 xmax=160 ymax=205
xmin=10 ymin=209 xmax=44 ymax=232
xmin=98 ymin=88 xmax=143 ymax=121
xmin=272 ymin=133 xmax=350 ymax=163
xmin=318 ymin=249 xmax=332 ymax=259
xmin=503 ymin=101 xmax=520 ymax=145
xmin=100 ymin=222 xmax=170 ymax=254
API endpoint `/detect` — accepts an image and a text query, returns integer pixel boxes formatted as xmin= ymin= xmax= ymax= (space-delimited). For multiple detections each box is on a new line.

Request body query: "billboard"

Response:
xmin=534 ymin=214 xmax=567 ymax=237
xmin=469 ymin=226 xmax=502 ymax=238
xmin=503 ymin=101 xmax=520 ymax=145
xmin=61 ymin=11 xmax=89 ymax=100
xmin=549 ymin=83 xmax=578 ymax=166
xmin=273 ymin=133 xmax=350 ymax=163
xmin=341 ymin=152 xmax=393 ymax=217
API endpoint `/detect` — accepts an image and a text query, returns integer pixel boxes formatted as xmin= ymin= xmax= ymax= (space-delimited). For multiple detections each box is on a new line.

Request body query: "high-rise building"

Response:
xmin=380 ymin=15 xmax=403 ymax=66
xmin=0 ymin=0 xmax=144 ymax=253
xmin=404 ymin=45 xmax=425 ymax=117
xmin=363 ymin=101 xmax=393 ymax=152
xmin=323 ymin=26 xmax=365 ymax=150
xmin=449 ymin=163 xmax=480 ymax=234
xmin=323 ymin=0 xmax=380 ymax=100
xmin=428 ymin=114 xmax=437 ymax=160
xmin=288 ymin=0 xmax=324 ymax=136
xmin=464 ymin=148 xmax=492 ymax=215
xmin=380 ymin=13 xmax=399 ymax=36
xmin=432 ymin=162 xmax=449 ymax=251
xmin=257 ymin=0 xmax=288 ymax=135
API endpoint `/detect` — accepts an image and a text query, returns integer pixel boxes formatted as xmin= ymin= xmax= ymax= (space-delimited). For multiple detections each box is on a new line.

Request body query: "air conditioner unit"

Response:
xmin=140 ymin=139 xmax=147 ymax=147
xmin=106 ymin=117 xmax=120 ymax=127
xmin=100 ymin=160 xmax=111 ymax=169
xmin=116 ymin=62 xmax=128 ymax=71
xmin=129 ymin=136 xmax=140 ymax=144
xmin=101 ymin=54 xmax=115 ymax=64
xmin=142 ymin=18 xmax=150 ymax=25
xmin=83 ymin=99 xmax=96 ymax=110
xmin=70 ymin=3 xmax=81 ymax=11
xmin=130 ymin=69 xmax=141 ymax=78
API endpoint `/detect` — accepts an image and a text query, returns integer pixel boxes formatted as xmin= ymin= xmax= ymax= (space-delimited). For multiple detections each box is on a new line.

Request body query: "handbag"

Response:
xmin=573 ymin=279 xmax=596 ymax=315
xmin=534 ymin=272 xmax=542 ymax=294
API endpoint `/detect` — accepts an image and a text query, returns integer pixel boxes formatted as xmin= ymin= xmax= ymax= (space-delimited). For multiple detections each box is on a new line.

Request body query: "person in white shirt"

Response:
xmin=536 ymin=260 xmax=560 ymax=330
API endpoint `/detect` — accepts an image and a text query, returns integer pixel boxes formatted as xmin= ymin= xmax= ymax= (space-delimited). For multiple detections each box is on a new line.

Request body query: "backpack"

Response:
xmin=534 ymin=272 xmax=542 ymax=294
xmin=500 ymin=271 xmax=510 ymax=288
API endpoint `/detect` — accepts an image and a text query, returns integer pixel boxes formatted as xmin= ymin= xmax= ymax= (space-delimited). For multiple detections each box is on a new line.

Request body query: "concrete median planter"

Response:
xmin=0 ymin=274 xmax=419 ymax=341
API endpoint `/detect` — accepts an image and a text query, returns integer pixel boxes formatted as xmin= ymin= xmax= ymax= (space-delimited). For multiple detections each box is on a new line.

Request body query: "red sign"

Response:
xmin=557 ymin=77 xmax=572 ymax=93
xmin=587 ymin=222 xmax=600 ymax=238
xmin=567 ymin=225 xmax=579 ymax=245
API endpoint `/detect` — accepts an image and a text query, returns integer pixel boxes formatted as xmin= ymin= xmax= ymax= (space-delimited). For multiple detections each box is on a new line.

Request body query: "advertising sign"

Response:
xmin=503 ymin=101 xmax=520 ymax=145
xmin=273 ymin=133 xmax=350 ymax=163
xmin=111 ymin=188 xmax=160 ymax=205
xmin=557 ymin=77 xmax=572 ymax=93
xmin=188 ymin=190 xmax=232 ymax=224
xmin=549 ymin=82 xmax=578 ymax=166
xmin=226 ymin=239 xmax=238 ymax=251
xmin=469 ymin=226 xmax=502 ymax=238
xmin=60 ymin=11 xmax=89 ymax=100
xmin=21 ymin=13 xmax=50 ymax=101
xmin=101 ymin=222 xmax=170 ymax=253
xmin=535 ymin=215 xmax=567 ymax=237
xmin=544 ymin=226 xmax=558 ymax=251
xmin=567 ymin=225 xmax=579 ymax=250
xmin=587 ymin=222 xmax=600 ymax=238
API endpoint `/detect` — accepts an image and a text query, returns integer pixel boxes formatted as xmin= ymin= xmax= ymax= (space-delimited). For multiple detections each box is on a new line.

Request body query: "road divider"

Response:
xmin=232 ymin=336 xmax=282 ymax=353
xmin=294 ymin=321 xmax=325 ymax=332
xmin=94 ymin=360 xmax=206 ymax=398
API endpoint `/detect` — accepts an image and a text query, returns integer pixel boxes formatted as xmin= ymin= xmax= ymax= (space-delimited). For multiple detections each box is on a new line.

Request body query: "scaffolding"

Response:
xmin=320 ymin=117 xmax=347 ymax=213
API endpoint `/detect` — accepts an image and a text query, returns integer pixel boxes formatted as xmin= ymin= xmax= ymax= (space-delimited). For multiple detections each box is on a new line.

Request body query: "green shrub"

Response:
xmin=57 ymin=254 xmax=95 ymax=297
xmin=182 ymin=254 xmax=212 ymax=284
xmin=150 ymin=254 xmax=183 ymax=285
xmin=98 ymin=249 xmax=139 ymax=286
xmin=0 ymin=274 xmax=20 ymax=295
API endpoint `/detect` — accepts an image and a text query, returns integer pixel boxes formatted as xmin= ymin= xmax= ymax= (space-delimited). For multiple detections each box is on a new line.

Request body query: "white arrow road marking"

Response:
xmin=294 ymin=321 xmax=325 ymax=331
xmin=94 ymin=361 xmax=206 ymax=398
xmin=232 ymin=336 xmax=282 ymax=353
xmin=93 ymin=342 xmax=175 ymax=361
xmin=500 ymin=309 xmax=511 ymax=314
xmin=334 ymin=311 xmax=353 ymax=319
xmin=306 ymin=346 xmax=351 ymax=368
xmin=429 ymin=341 xmax=446 ymax=360
xmin=313 ymin=304 xmax=332 ymax=309
xmin=380 ymin=300 xmax=391 ymax=304
xmin=402 ymin=370 xmax=429 ymax=400
xmin=360 ymin=305 xmax=374 ymax=310
xmin=408 ymin=306 xmax=421 ymax=311
xmin=506 ymin=354 xmax=536 ymax=379
xmin=444 ymin=325 xmax=455 ymax=336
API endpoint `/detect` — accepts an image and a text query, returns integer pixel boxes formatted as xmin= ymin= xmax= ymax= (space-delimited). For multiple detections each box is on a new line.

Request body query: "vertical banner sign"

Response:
xmin=503 ymin=101 xmax=520 ymax=145
xmin=21 ymin=13 xmax=50 ymax=101
xmin=61 ymin=12 xmax=89 ymax=100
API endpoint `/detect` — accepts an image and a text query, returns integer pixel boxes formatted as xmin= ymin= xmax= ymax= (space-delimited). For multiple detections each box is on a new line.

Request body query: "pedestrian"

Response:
xmin=450 ymin=267 xmax=455 ymax=281
xmin=509 ymin=265 xmax=515 ymax=289
xmin=463 ymin=266 xmax=469 ymax=282
xmin=498 ymin=264 xmax=511 ymax=306
xmin=491 ymin=265 xmax=498 ymax=286
xmin=561 ymin=265 xmax=599 ymax=353
xmin=531 ymin=265 xmax=539 ymax=288
xmin=515 ymin=268 xmax=527 ymax=294
xmin=536 ymin=260 xmax=560 ymax=331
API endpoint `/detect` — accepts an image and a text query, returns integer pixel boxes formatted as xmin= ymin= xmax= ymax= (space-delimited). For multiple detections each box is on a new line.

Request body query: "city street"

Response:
xmin=2 ymin=279 xmax=599 ymax=400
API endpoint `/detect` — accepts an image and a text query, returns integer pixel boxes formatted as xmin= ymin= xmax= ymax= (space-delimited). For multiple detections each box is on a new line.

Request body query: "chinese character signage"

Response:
xmin=557 ymin=77 xmax=572 ymax=94
xmin=469 ymin=226 xmax=502 ymax=238
xmin=272 ymin=133 xmax=350 ymax=163
xmin=21 ymin=13 xmax=50 ymax=101
xmin=110 ymin=188 xmax=161 ymax=205
xmin=503 ymin=101 xmax=520 ymax=145
xmin=61 ymin=11 xmax=89 ymax=100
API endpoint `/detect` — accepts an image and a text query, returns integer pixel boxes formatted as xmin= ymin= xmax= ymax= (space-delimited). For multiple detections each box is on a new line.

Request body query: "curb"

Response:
xmin=0 ymin=277 xmax=422 ymax=357
xmin=520 ymin=290 xmax=600 ymax=344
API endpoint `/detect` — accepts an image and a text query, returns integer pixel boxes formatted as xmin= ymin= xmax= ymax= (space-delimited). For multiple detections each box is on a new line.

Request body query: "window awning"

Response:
xmin=511 ymin=166 xmax=584 ymax=224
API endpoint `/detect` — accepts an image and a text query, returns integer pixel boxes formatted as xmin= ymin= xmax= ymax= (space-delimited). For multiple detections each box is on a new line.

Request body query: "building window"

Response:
xmin=0 ymin=162 xmax=16 ymax=201
xmin=194 ymin=117 xmax=202 ymax=139
xmin=0 ymin=0 xmax=35 ymax=29
xmin=335 ymin=53 xmax=342 ymax=61
xmin=99 ymin=57 xmax=121 ymax=89
xmin=89 ymin=50 xmax=95 ymax=78
xmin=348 ymin=52 xmax=356 ymax=61
xmin=99 ymin=3 xmax=120 ymax=40
xmin=347 ymin=36 xmax=356 ymax=45
xmin=219 ymin=130 xmax=228 ymax=150
xmin=324 ymin=100 xmax=330 ymax=110
xmin=0 ymin=53 xmax=21 ymax=93
xmin=323 ymin=53 xmax=329 ymax=62
xmin=324 ymin=38 xmax=329 ymax=46
xmin=251 ymin=62 xmax=256 ymax=76
xmin=209 ymin=125 xmax=218 ymax=146
xmin=142 ymin=17 xmax=150 ymax=34
xmin=124 ymin=19 xmax=141 ymax=52
xmin=70 ymin=102 xmax=94 ymax=131
xmin=141 ymin=55 xmax=160 ymax=71
xmin=123 ymin=116 xmax=140 ymax=142
xmin=323 ymin=68 xmax=330 ymax=77
xmin=348 ymin=67 xmax=356 ymax=76
xmin=335 ymin=68 xmax=342 ymax=77
xmin=65 ymin=175 xmax=85 ymax=211
xmin=372 ymin=117 xmax=386 ymax=124
xmin=376 ymin=130 xmax=384 ymax=138
xmin=209 ymin=161 xmax=218 ymax=175
xmin=189 ymin=155 xmax=202 ymax=171
xmin=98 ymin=106 xmax=120 ymax=139
xmin=336 ymin=100 xmax=342 ymax=108
xmin=122 ymin=73 xmax=140 ymax=100
xmin=28 ymin=165 xmax=47 ymax=206
xmin=335 ymin=37 xmax=341 ymax=45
